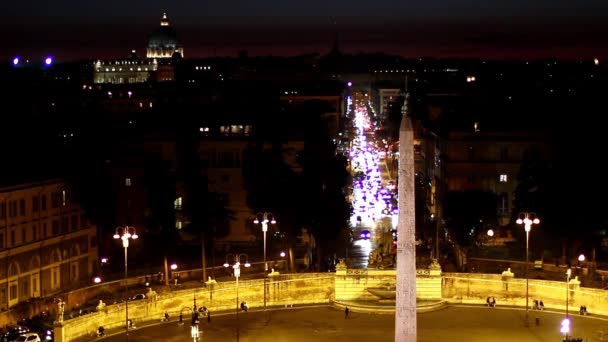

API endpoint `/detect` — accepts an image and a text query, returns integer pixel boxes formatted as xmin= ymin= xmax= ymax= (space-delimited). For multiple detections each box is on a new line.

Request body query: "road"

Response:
xmin=348 ymin=101 xmax=397 ymax=269
xmin=94 ymin=305 xmax=606 ymax=342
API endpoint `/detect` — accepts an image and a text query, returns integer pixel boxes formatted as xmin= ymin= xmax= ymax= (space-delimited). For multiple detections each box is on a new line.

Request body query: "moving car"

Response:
xmin=360 ymin=230 xmax=372 ymax=240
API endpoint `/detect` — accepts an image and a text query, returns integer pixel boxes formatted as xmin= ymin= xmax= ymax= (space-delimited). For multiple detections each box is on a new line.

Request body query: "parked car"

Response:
xmin=130 ymin=293 xmax=146 ymax=301
xmin=14 ymin=333 xmax=41 ymax=342
xmin=3 ymin=325 xmax=29 ymax=342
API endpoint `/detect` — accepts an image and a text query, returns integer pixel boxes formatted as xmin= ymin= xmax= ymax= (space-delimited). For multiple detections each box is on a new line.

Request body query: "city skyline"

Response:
xmin=2 ymin=1 xmax=608 ymax=62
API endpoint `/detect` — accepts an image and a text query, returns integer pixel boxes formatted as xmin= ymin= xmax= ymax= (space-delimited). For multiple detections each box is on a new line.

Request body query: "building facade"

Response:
xmin=444 ymin=130 xmax=553 ymax=227
xmin=0 ymin=180 xmax=98 ymax=310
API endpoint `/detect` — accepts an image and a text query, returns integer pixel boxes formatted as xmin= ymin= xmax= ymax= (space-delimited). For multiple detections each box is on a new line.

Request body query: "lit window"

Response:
xmin=125 ymin=178 xmax=132 ymax=187
xmin=174 ymin=197 xmax=183 ymax=210
xmin=176 ymin=220 xmax=183 ymax=229
xmin=499 ymin=174 xmax=508 ymax=183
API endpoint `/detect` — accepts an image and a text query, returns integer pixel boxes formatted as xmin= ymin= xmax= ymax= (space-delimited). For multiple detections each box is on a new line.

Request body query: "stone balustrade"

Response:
xmin=52 ymin=265 xmax=608 ymax=341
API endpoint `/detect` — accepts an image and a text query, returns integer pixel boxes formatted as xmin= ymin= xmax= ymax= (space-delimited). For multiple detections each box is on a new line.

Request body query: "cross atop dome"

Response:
xmin=160 ymin=12 xmax=170 ymax=26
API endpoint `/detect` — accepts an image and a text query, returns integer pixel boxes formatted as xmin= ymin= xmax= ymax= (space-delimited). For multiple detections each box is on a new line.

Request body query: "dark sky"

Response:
xmin=2 ymin=0 xmax=608 ymax=61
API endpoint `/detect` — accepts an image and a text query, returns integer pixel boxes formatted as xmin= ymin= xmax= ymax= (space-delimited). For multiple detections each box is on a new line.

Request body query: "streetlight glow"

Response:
xmin=114 ymin=226 xmax=139 ymax=341
xmin=516 ymin=212 xmax=540 ymax=327
xmin=224 ymin=253 xmax=251 ymax=341
xmin=254 ymin=212 xmax=277 ymax=309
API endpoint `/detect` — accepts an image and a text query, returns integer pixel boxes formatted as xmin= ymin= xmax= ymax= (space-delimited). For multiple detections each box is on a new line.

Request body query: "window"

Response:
xmin=0 ymin=202 xmax=5 ymax=219
xmin=9 ymin=201 xmax=17 ymax=218
xmin=10 ymin=231 xmax=15 ymax=247
xmin=62 ymin=190 xmax=67 ymax=206
xmin=41 ymin=195 xmax=47 ymax=210
xmin=61 ymin=217 xmax=69 ymax=234
xmin=125 ymin=177 xmax=132 ymax=187
xmin=22 ymin=281 xmax=28 ymax=296
xmin=19 ymin=199 xmax=25 ymax=216
xmin=90 ymin=235 xmax=97 ymax=248
xmin=0 ymin=233 xmax=4 ymax=249
xmin=32 ymin=196 xmax=39 ymax=212
xmin=32 ymin=224 xmax=37 ymax=241
xmin=174 ymin=197 xmax=183 ymax=210
xmin=80 ymin=214 xmax=87 ymax=228
xmin=499 ymin=174 xmax=508 ymax=183
xmin=21 ymin=228 xmax=26 ymax=244
xmin=51 ymin=267 xmax=59 ymax=289
xmin=42 ymin=223 xmax=47 ymax=238
xmin=467 ymin=146 xmax=475 ymax=161
xmin=498 ymin=193 xmax=509 ymax=215
xmin=71 ymin=215 xmax=79 ymax=231
xmin=51 ymin=192 xmax=60 ymax=208
xmin=9 ymin=284 xmax=17 ymax=300
xmin=52 ymin=220 xmax=59 ymax=235
xmin=176 ymin=220 xmax=183 ymax=229
xmin=500 ymin=147 xmax=509 ymax=161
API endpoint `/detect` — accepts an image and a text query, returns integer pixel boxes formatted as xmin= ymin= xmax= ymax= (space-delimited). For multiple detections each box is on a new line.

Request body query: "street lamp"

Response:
xmin=253 ymin=212 xmax=276 ymax=272
xmin=516 ymin=212 xmax=540 ymax=327
xmin=563 ymin=268 xmax=572 ymax=340
xmin=224 ymin=253 xmax=250 ymax=341
xmin=254 ymin=212 xmax=276 ymax=309
xmin=487 ymin=229 xmax=494 ymax=246
xmin=171 ymin=263 xmax=179 ymax=285
xmin=113 ymin=226 xmax=138 ymax=341
xmin=578 ymin=254 xmax=585 ymax=276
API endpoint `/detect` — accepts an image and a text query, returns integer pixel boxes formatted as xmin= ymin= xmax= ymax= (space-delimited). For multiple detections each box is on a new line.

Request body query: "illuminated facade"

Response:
xmin=93 ymin=51 xmax=158 ymax=84
xmin=146 ymin=12 xmax=184 ymax=60
xmin=0 ymin=179 xmax=98 ymax=310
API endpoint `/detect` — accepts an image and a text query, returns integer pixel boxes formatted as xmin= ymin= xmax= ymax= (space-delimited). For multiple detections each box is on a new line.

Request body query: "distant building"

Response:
xmin=147 ymin=12 xmax=184 ymax=60
xmin=93 ymin=51 xmax=158 ymax=84
xmin=0 ymin=179 xmax=98 ymax=310
xmin=444 ymin=130 xmax=554 ymax=226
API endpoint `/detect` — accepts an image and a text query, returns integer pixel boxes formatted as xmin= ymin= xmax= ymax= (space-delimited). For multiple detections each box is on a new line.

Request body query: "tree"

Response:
xmin=444 ymin=191 xmax=498 ymax=269
xmin=178 ymin=130 xmax=233 ymax=281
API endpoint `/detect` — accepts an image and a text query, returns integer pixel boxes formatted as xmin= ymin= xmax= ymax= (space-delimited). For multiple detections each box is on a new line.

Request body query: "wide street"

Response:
xmin=95 ymin=305 xmax=607 ymax=342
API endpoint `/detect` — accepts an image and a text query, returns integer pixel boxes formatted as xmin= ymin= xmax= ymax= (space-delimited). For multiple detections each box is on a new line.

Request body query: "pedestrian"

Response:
xmin=207 ymin=311 xmax=211 ymax=323
xmin=345 ymin=306 xmax=349 ymax=318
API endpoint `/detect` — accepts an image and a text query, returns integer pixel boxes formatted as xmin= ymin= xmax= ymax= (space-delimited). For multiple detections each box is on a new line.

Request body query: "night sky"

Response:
xmin=3 ymin=0 xmax=608 ymax=61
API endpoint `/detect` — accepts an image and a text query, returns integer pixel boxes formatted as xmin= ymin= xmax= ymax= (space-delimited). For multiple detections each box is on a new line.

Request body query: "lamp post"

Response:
xmin=562 ymin=268 xmax=572 ymax=340
xmin=578 ymin=254 xmax=585 ymax=278
xmin=487 ymin=229 xmax=494 ymax=246
xmin=254 ymin=212 xmax=276 ymax=309
xmin=113 ymin=226 xmax=138 ymax=341
xmin=224 ymin=253 xmax=250 ymax=342
xmin=516 ymin=212 xmax=540 ymax=327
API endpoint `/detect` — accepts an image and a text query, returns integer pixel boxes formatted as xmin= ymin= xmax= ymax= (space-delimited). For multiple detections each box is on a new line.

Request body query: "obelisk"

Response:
xmin=395 ymin=93 xmax=416 ymax=342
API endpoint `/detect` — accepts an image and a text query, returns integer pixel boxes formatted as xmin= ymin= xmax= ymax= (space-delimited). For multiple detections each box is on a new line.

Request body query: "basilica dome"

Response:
xmin=146 ymin=13 xmax=184 ymax=60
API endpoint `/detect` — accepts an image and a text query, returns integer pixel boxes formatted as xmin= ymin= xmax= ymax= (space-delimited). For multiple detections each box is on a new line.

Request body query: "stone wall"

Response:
xmin=442 ymin=272 xmax=608 ymax=316
xmin=54 ymin=269 xmax=608 ymax=341
xmin=334 ymin=265 xmax=442 ymax=301
xmin=56 ymin=273 xmax=334 ymax=341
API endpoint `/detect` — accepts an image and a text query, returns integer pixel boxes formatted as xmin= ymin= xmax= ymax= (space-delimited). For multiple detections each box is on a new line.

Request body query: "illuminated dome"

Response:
xmin=146 ymin=12 xmax=184 ymax=60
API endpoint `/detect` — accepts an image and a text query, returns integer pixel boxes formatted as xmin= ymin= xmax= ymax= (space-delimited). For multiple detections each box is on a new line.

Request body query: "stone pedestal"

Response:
xmin=53 ymin=321 xmax=65 ymax=342
xmin=501 ymin=268 xmax=514 ymax=291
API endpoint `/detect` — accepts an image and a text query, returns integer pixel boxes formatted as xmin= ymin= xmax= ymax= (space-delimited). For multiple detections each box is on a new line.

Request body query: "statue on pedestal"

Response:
xmin=56 ymin=299 xmax=65 ymax=323
xmin=368 ymin=231 xmax=396 ymax=268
